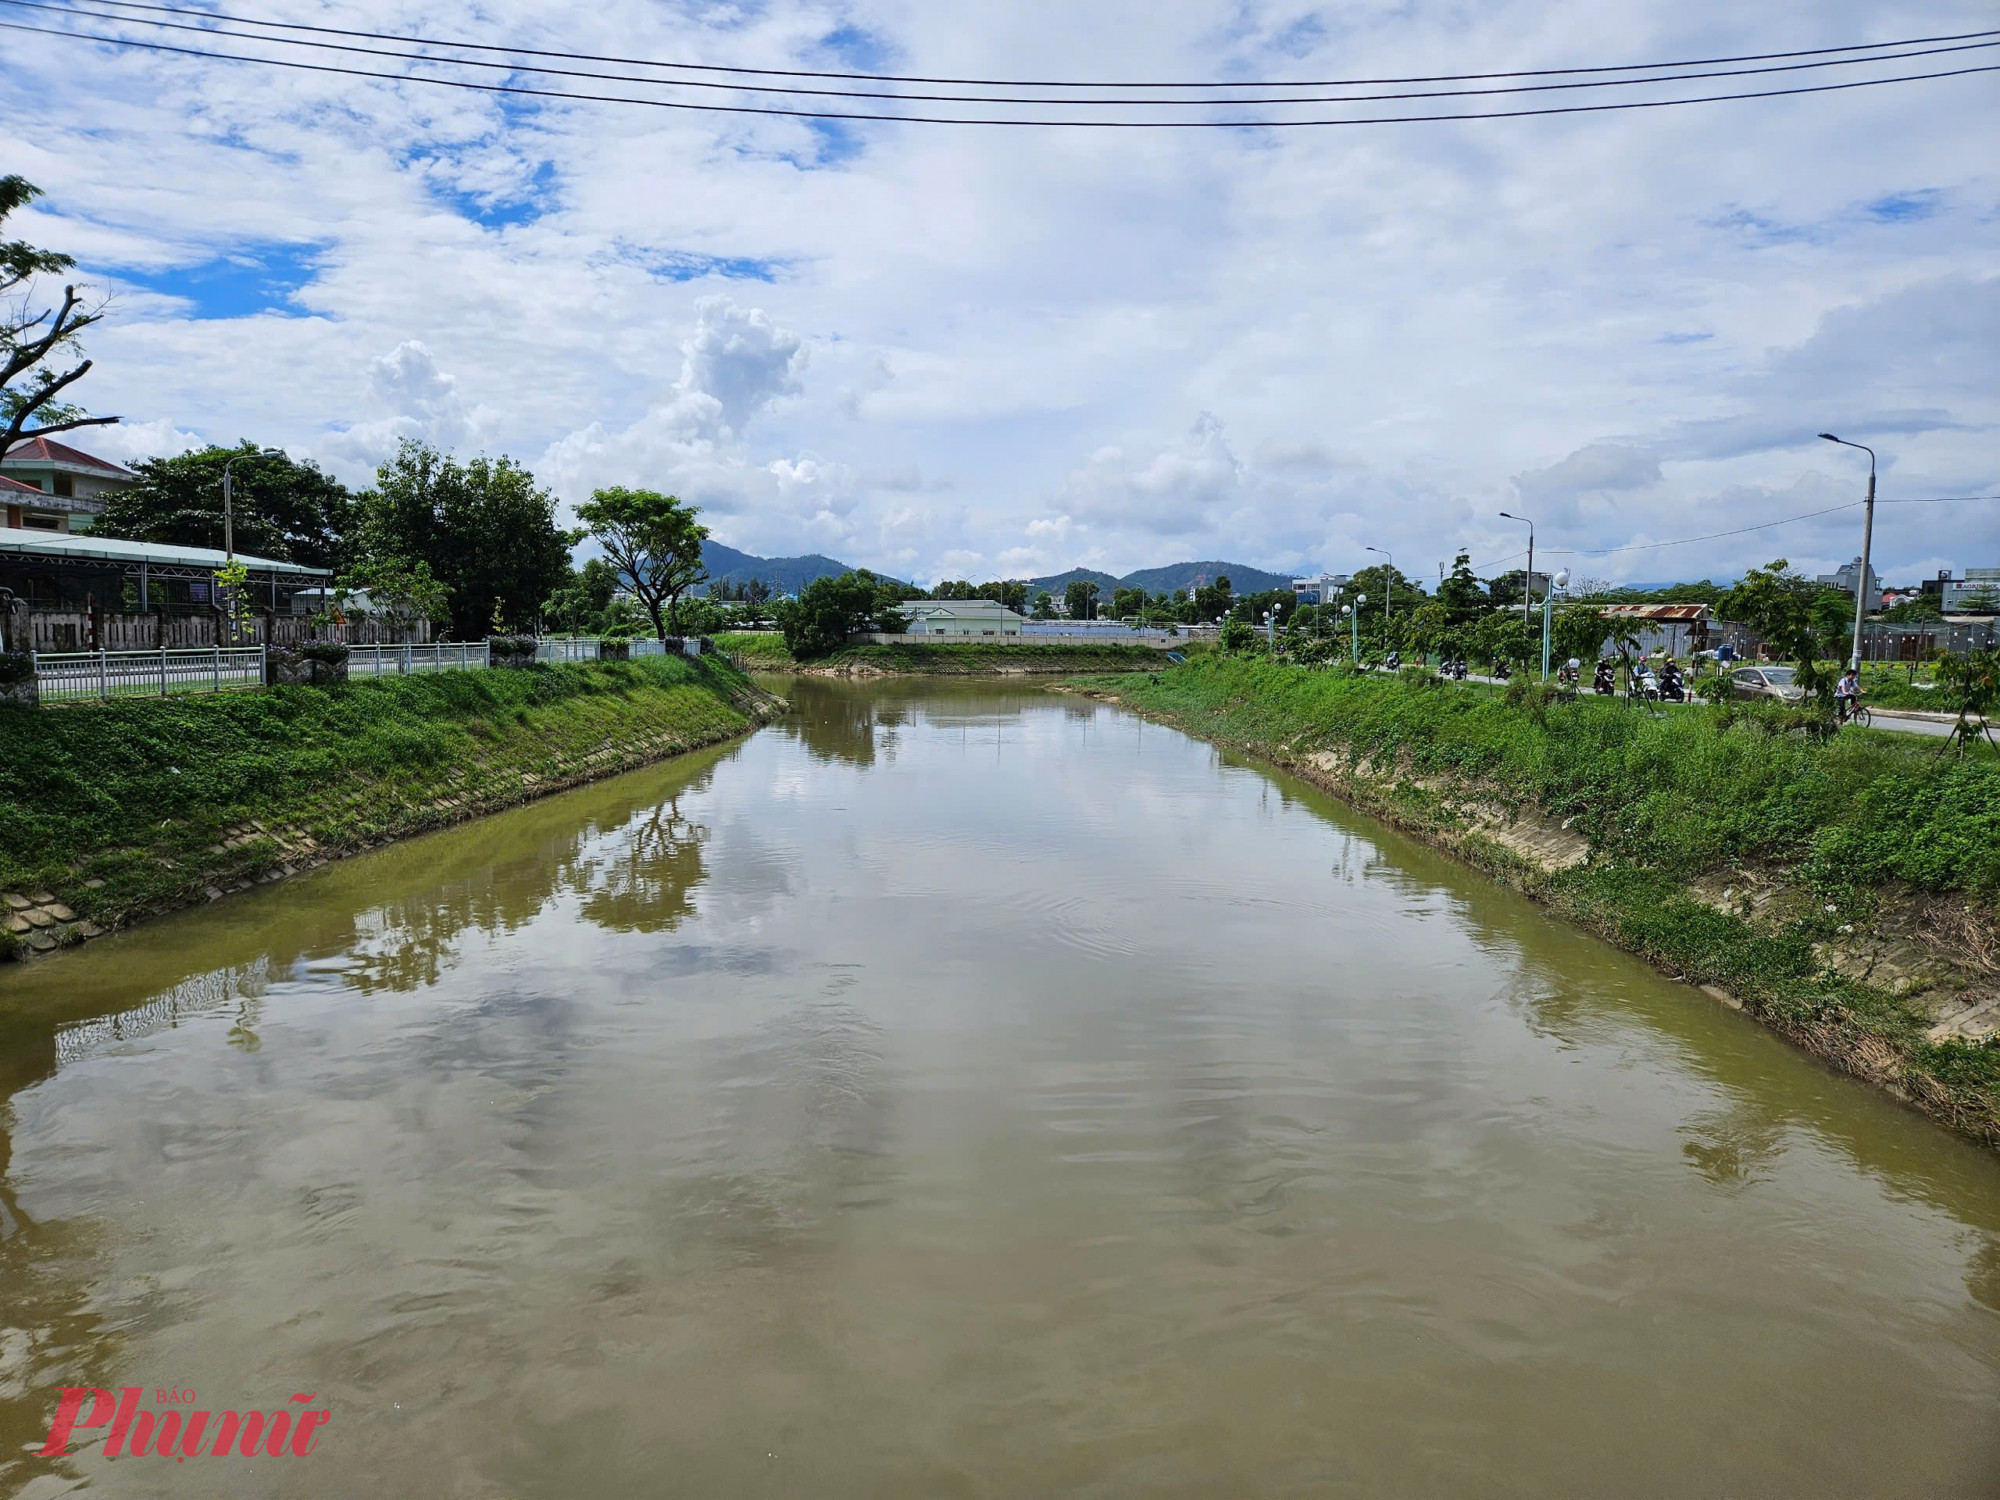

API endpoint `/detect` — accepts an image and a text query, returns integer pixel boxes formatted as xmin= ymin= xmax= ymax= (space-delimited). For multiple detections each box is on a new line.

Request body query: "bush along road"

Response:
xmin=0 ymin=654 xmax=783 ymax=958
xmin=1077 ymin=654 xmax=2000 ymax=1148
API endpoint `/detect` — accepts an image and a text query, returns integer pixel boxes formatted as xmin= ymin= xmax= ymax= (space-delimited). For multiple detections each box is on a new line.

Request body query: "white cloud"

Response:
xmin=15 ymin=0 xmax=1995 ymax=584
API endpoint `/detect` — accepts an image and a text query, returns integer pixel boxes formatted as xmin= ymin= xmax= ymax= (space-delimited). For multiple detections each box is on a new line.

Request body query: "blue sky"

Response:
xmin=6 ymin=0 xmax=1996 ymax=587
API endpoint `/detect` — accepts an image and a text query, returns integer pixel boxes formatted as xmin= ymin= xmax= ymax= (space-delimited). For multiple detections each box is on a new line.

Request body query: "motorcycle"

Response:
xmin=1657 ymin=665 xmax=1687 ymax=703
xmin=1593 ymin=662 xmax=1616 ymax=695
xmin=1383 ymin=651 xmax=1402 ymax=672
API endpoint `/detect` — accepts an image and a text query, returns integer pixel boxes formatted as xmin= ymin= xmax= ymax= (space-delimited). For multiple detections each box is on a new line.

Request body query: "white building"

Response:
xmin=899 ymin=600 xmax=1024 ymax=637
xmin=1943 ymin=567 xmax=2000 ymax=613
xmin=1291 ymin=573 xmax=1351 ymax=605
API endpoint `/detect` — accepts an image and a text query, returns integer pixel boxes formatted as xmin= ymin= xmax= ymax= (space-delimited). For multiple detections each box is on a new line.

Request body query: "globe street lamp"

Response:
xmin=1498 ymin=511 xmax=1535 ymax=627
xmin=1819 ymin=433 xmax=1877 ymax=671
xmin=1349 ymin=594 xmax=1366 ymax=665
xmin=1541 ymin=568 xmax=1570 ymax=680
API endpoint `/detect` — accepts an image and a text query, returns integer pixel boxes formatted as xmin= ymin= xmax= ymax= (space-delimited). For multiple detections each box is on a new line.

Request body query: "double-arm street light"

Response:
xmin=1498 ymin=511 xmax=1535 ymax=627
xmin=1819 ymin=433 xmax=1877 ymax=671
xmin=1541 ymin=569 xmax=1570 ymax=680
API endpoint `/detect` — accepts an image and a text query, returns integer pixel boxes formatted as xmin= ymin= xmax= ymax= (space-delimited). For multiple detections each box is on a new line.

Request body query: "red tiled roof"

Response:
xmin=0 ymin=473 xmax=46 ymax=495
xmin=0 ymin=435 xmax=137 ymax=477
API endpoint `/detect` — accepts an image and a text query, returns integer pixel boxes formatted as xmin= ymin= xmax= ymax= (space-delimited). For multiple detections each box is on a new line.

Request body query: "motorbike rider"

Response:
xmin=1658 ymin=658 xmax=1685 ymax=702
xmin=1593 ymin=659 xmax=1615 ymax=693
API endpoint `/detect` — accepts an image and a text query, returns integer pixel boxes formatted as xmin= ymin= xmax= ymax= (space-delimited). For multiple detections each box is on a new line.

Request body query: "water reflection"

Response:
xmin=1 ymin=684 xmax=1997 ymax=1496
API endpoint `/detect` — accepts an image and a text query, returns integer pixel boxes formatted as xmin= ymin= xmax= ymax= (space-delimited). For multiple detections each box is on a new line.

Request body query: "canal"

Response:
xmin=2 ymin=677 xmax=1997 ymax=1496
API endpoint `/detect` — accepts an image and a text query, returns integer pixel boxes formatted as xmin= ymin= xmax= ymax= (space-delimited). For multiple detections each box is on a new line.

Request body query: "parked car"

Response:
xmin=1731 ymin=665 xmax=1806 ymax=702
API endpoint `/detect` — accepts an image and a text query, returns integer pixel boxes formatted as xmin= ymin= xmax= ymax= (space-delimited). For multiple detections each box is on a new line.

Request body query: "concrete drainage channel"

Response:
xmin=3 ymin=887 xmax=106 ymax=953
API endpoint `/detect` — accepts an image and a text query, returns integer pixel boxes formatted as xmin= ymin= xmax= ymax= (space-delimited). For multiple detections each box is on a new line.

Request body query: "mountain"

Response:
xmin=702 ymin=541 xmax=858 ymax=595
xmin=1024 ymin=567 xmax=1122 ymax=597
xmin=1025 ymin=560 xmax=1295 ymax=598
xmin=1118 ymin=560 xmax=1293 ymax=595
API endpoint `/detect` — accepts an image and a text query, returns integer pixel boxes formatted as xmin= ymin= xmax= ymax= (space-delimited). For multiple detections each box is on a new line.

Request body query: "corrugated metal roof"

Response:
xmin=0 ymin=529 xmax=327 ymax=575
xmin=1598 ymin=603 xmax=1712 ymax=621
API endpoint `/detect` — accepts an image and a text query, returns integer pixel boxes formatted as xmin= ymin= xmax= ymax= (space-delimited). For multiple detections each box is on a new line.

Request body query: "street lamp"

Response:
xmin=221 ymin=447 xmax=284 ymax=559
xmin=1819 ymin=433 xmax=1877 ymax=671
xmin=1365 ymin=546 xmax=1393 ymax=637
xmin=1348 ymin=595 xmax=1366 ymax=665
xmin=1541 ymin=568 xmax=1570 ymax=680
xmin=1498 ymin=511 xmax=1535 ymax=627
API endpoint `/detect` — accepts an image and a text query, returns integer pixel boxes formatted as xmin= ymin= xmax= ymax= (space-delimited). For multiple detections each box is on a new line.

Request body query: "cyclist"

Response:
xmin=1835 ymin=666 xmax=1862 ymax=723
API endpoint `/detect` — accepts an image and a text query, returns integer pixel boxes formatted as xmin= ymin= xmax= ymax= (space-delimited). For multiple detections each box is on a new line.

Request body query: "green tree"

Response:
xmin=1551 ymin=604 xmax=1614 ymax=666
xmin=930 ymin=579 xmax=978 ymax=600
xmin=978 ymin=580 xmax=1029 ymax=613
xmin=357 ymin=440 xmax=573 ymax=638
xmin=1403 ymin=600 xmax=1456 ymax=662
xmin=1031 ymin=591 xmax=1056 ymax=620
xmin=0 ymin=176 xmax=119 ymax=460
xmin=96 ymin=444 xmax=355 ymax=570
xmin=573 ymin=486 xmax=709 ymax=640
xmin=1472 ymin=610 xmax=1533 ymax=672
xmin=1811 ymin=586 xmax=1857 ymax=647
xmin=1717 ymin=559 xmax=1837 ymax=700
xmin=775 ymin=570 xmax=910 ymax=657
xmin=1438 ymin=550 xmax=1485 ymax=626
xmin=541 ymin=557 xmax=620 ymax=634
xmin=1191 ymin=575 xmax=1233 ymax=622
xmin=343 ymin=555 xmax=451 ymax=628
xmin=1881 ymin=594 xmax=1943 ymax=623
xmin=1064 ymin=579 xmax=1101 ymax=620
xmin=1111 ymin=586 xmax=1146 ymax=619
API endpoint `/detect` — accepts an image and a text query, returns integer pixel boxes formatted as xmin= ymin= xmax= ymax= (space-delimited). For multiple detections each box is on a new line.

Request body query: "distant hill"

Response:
xmin=1119 ymin=560 xmax=1293 ymax=596
xmin=1025 ymin=560 xmax=1295 ymax=598
xmin=1025 ymin=567 xmax=1123 ymax=596
xmin=702 ymin=541 xmax=859 ymax=595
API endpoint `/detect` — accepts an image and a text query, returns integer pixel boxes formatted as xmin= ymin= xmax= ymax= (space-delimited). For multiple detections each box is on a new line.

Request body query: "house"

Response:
xmin=0 ymin=437 xmax=139 ymax=533
xmin=1290 ymin=573 xmax=1351 ymax=605
xmin=1598 ymin=603 xmax=1712 ymax=657
xmin=1816 ymin=555 xmax=1881 ymax=611
xmin=899 ymin=600 xmax=1024 ymax=637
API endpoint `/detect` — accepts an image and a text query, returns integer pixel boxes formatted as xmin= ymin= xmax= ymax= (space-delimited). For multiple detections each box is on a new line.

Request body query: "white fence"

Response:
xmin=31 ymin=647 xmax=268 ymax=703
xmin=21 ymin=636 xmax=692 ymax=705
xmin=346 ymin=642 xmax=491 ymax=677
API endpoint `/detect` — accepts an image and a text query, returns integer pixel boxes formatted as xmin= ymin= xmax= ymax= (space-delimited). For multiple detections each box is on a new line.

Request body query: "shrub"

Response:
xmin=0 ymin=651 xmax=32 ymax=686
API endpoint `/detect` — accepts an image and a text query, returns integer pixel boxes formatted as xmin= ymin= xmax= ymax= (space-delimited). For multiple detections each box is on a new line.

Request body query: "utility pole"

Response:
xmin=1820 ymin=433 xmax=1877 ymax=671
xmin=1499 ymin=511 xmax=1535 ymax=627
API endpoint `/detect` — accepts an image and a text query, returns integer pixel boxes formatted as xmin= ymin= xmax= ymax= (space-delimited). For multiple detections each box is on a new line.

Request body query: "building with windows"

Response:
xmin=1815 ymin=555 xmax=1881 ymax=611
xmin=898 ymin=600 xmax=1024 ymax=637
xmin=0 ymin=437 xmax=139 ymax=532
xmin=1290 ymin=573 xmax=1350 ymax=605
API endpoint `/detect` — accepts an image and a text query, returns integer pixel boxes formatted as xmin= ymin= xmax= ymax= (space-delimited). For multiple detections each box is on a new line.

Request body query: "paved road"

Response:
xmin=1443 ymin=672 xmax=1972 ymax=740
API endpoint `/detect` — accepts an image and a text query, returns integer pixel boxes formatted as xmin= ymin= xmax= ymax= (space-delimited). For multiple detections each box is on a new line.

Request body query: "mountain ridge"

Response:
xmin=701 ymin=541 xmax=1299 ymax=599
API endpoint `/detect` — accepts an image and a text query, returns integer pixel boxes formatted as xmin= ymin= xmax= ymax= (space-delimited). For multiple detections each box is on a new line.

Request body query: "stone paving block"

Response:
xmin=4 ymin=914 xmax=28 ymax=934
xmin=23 ymin=908 xmax=53 ymax=928
xmin=44 ymin=903 xmax=74 ymax=921
xmin=26 ymin=931 xmax=54 ymax=952
xmin=26 ymin=890 xmax=54 ymax=904
xmin=3 ymin=893 xmax=29 ymax=911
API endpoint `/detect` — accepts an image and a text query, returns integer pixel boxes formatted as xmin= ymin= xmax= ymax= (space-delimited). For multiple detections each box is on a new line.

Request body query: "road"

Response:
xmin=1446 ymin=672 xmax=1971 ymax=740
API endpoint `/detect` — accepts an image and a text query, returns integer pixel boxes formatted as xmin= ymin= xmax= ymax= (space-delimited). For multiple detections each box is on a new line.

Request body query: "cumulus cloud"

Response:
xmin=23 ymin=0 xmax=1996 ymax=582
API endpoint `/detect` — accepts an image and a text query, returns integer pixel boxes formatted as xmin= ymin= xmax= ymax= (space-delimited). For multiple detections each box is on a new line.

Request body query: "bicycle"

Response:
xmin=1845 ymin=704 xmax=1872 ymax=729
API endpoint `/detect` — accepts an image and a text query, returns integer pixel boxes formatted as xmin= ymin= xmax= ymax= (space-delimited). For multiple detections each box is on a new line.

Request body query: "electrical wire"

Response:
xmin=12 ymin=0 xmax=1995 ymax=107
xmin=47 ymin=0 xmax=2000 ymax=91
xmin=8 ymin=15 xmax=1995 ymax=126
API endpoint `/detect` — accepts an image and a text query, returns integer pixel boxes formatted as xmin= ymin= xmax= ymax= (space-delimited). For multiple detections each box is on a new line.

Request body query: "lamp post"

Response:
xmin=1498 ymin=511 xmax=1534 ymax=627
xmin=1348 ymin=595 xmax=1366 ymax=665
xmin=1365 ymin=546 xmax=1394 ymax=640
xmin=1541 ymin=568 xmax=1570 ymax=680
xmin=1819 ymin=433 xmax=1877 ymax=670
xmin=220 ymin=447 xmax=284 ymax=560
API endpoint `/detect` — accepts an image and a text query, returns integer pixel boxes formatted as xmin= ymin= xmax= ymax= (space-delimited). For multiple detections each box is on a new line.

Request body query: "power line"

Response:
xmin=18 ymin=0 xmax=1997 ymax=106
xmin=48 ymin=0 xmax=2000 ymax=91
xmin=19 ymin=1 xmax=1998 ymax=109
xmin=9 ymin=15 xmax=1994 ymax=126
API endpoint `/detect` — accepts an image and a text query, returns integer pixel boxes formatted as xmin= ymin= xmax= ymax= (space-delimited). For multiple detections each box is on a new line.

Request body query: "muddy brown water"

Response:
xmin=2 ymin=678 xmax=1997 ymax=1497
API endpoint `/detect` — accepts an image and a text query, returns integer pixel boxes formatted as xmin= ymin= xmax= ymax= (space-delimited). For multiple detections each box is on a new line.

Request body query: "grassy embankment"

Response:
xmin=1083 ymin=654 xmax=2000 ymax=1145
xmin=716 ymin=631 xmax=1165 ymax=674
xmin=0 ymin=654 xmax=779 ymax=954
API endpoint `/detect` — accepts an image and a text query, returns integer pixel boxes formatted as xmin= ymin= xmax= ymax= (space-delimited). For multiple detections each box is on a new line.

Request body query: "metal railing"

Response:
xmin=30 ymin=647 xmax=267 ymax=702
xmin=345 ymin=642 xmax=491 ymax=677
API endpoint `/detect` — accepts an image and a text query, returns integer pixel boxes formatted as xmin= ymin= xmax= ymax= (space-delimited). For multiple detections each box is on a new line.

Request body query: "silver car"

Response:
xmin=1731 ymin=665 xmax=1806 ymax=702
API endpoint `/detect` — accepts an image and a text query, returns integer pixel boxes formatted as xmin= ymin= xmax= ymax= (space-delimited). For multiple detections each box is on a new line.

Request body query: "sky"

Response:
xmin=5 ymin=0 xmax=1996 ymax=589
